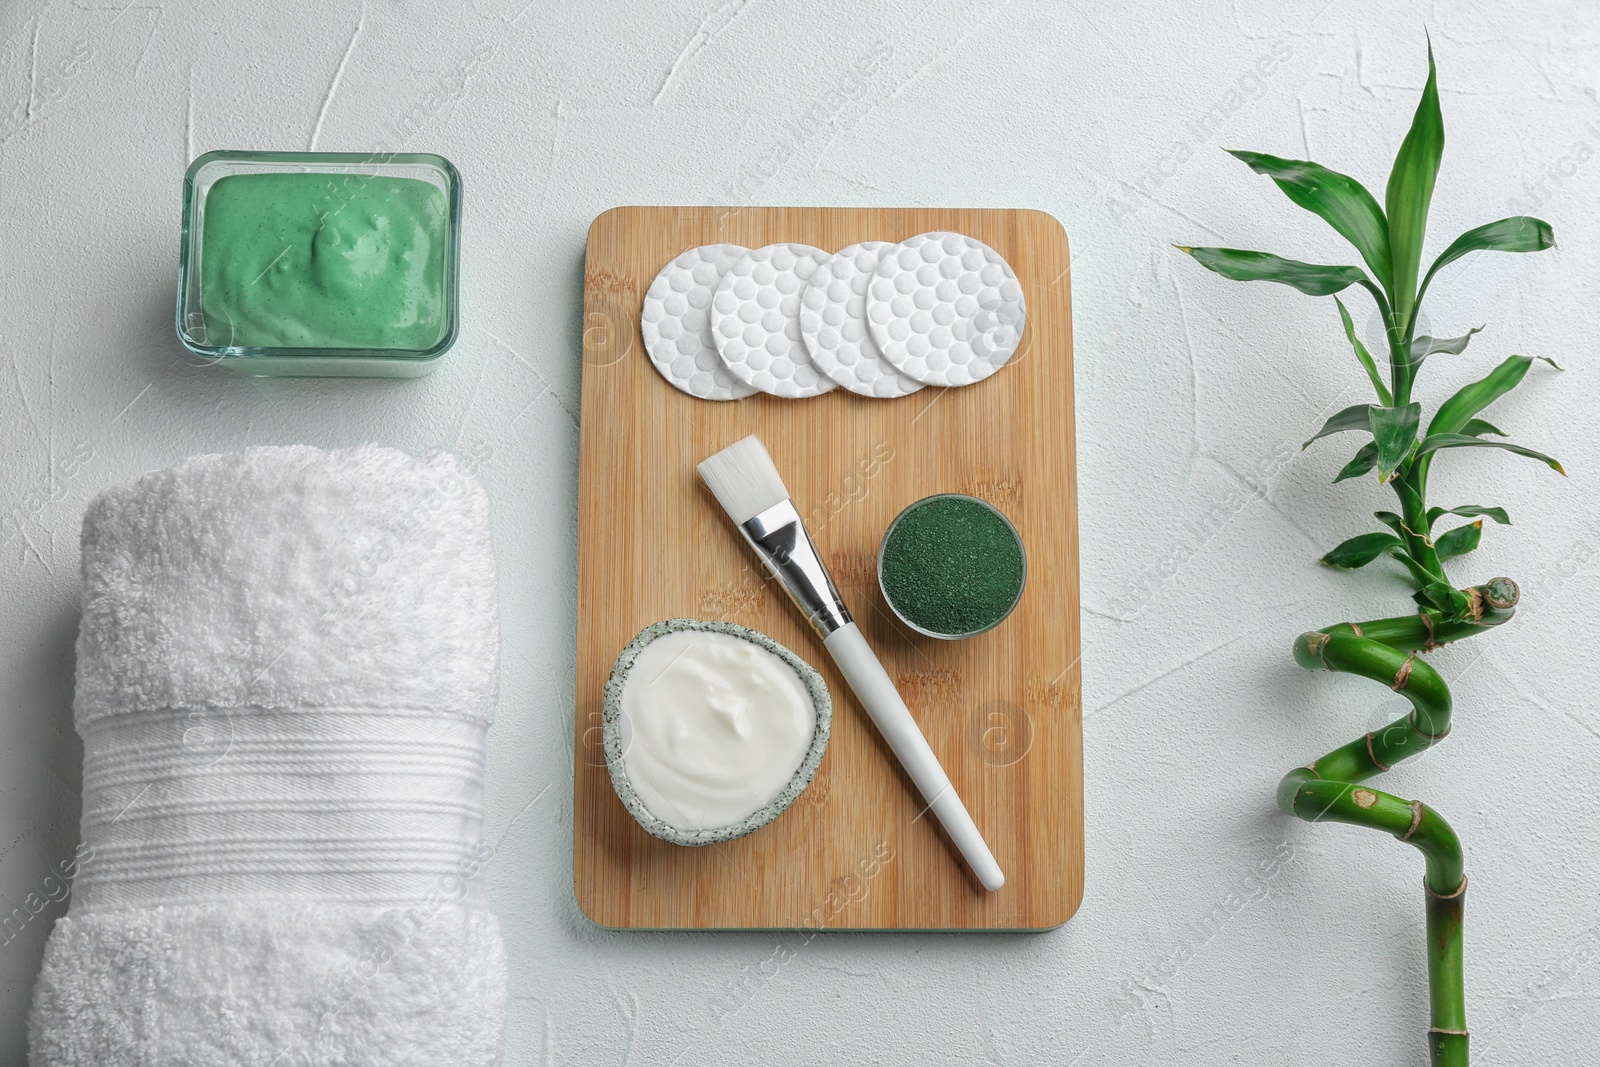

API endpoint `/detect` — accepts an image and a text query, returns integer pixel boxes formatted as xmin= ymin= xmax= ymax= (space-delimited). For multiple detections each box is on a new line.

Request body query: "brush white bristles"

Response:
xmin=697 ymin=435 xmax=791 ymax=524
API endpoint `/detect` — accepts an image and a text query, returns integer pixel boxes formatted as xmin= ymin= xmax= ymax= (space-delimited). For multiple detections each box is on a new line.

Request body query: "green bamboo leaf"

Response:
xmin=1416 ymin=217 xmax=1555 ymax=310
xmin=1386 ymin=43 xmax=1444 ymax=330
xmin=1434 ymin=520 xmax=1483 ymax=561
xmin=1459 ymin=418 xmax=1506 ymax=437
xmin=1370 ymin=402 xmax=1422 ymax=483
xmin=1411 ymin=325 xmax=1483 ymax=366
xmin=1335 ymin=298 xmax=1392 ymax=404
xmin=1388 ymin=545 xmax=1440 ymax=588
xmin=1427 ymin=504 xmax=1510 ymax=526
xmin=1415 ymin=579 xmax=1470 ymax=617
xmin=1178 ymin=246 xmax=1370 ymax=297
xmin=1374 ymin=510 xmax=1407 ymax=536
xmin=1417 ymin=432 xmax=1567 ymax=475
xmin=1322 ymin=531 xmax=1403 ymax=568
xmin=1303 ymin=403 xmax=1375 ymax=449
xmin=1228 ymin=150 xmax=1392 ymax=283
xmin=1428 ymin=354 xmax=1560 ymax=435
xmin=1334 ymin=440 xmax=1379 ymax=483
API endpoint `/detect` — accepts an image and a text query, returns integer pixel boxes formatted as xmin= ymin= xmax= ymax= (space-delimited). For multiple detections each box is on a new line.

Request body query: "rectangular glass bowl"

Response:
xmin=177 ymin=150 xmax=461 ymax=378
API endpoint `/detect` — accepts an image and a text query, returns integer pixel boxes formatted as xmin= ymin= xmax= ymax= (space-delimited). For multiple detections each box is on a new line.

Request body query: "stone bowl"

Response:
xmin=602 ymin=617 xmax=832 ymax=846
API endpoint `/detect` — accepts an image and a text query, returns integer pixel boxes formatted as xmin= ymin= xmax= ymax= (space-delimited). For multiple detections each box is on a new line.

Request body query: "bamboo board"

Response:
xmin=574 ymin=207 xmax=1081 ymax=930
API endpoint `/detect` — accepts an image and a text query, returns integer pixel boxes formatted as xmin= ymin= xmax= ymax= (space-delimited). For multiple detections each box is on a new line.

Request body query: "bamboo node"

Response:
xmin=1428 ymin=1028 xmax=1470 ymax=1036
xmin=1464 ymin=585 xmax=1485 ymax=621
xmin=1424 ymin=875 xmax=1468 ymax=900
xmin=1349 ymin=622 xmax=1364 ymax=636
xmin=1352 ymin=788 xmax=1378 ymax=809
xmin=1397 ymin=799 xmax=1423 ymax=841
xmin=1391 ymin=653 xmax=1416 ymax=691
xmin=1413 ymin=719 xmax=1452 ymax=742
xmin=1364 ymin=733 xmax=1390 ymax=772
xmin=1418 ymin=611 xmax=1439 ymax=651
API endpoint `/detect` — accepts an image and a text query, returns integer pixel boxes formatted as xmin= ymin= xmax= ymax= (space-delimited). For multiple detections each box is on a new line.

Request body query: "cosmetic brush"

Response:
xmin=698 ymin=435 xmax=1004 ymax=891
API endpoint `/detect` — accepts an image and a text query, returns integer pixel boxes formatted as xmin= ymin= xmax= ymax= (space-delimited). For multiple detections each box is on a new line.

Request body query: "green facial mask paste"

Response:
xmin=199 ymin=172 xmax=448 ymax=350
xmin=879 ymin=496 xmax=1025 ymax=636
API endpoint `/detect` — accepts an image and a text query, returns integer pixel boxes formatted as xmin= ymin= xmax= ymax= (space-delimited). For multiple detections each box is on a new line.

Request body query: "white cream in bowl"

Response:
xmin=603 ymin=619 xmax=831 ymax=845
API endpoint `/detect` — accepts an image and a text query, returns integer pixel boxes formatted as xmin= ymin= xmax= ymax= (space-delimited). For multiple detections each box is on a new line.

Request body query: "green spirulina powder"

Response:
xmin=879 ymin=496 xmax=1025 ymax=637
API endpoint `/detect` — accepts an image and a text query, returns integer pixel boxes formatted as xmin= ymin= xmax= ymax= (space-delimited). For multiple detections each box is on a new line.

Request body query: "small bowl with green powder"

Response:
xmin=877 ymin=494 xmax=1027 ymax=640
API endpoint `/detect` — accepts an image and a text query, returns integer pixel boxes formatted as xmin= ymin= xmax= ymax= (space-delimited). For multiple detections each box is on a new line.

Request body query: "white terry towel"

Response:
xmin=29 ymin=444 xmax=507 ymax=1067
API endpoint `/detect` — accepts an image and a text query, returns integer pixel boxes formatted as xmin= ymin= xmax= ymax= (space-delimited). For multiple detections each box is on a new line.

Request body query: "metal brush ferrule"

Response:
xmin=739 ymin=500 xmax=852 ymax=636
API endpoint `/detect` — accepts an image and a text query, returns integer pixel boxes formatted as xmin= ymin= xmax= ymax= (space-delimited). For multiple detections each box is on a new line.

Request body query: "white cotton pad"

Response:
xmin=866 ymin=232 xmax=1027 ymax=387
xmin=799 ymin=242 xmax=925 ymax=399
xmin=641 ymin=244 xmax=758 ymax=402
xmin=710 ymin=243 xmax=838 ymax=399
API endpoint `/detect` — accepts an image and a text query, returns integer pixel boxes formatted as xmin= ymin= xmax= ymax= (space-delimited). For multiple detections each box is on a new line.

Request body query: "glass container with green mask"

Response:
xmin=177 ymin=151 xmax=461 ymax=377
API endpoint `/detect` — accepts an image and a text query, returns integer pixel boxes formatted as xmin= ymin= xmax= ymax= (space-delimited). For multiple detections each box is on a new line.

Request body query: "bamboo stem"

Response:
xmin=1279 ymin=581 xmax=1517 ymax=1066
xmin=1427 ymin=877 xmax=1469 ymax=1067
xmin=1394 ymin=473 xmax=1446 ymax=580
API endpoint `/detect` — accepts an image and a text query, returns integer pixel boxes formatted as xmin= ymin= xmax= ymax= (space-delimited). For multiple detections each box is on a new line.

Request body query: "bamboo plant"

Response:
xmin=1179 ymin=43 xmax=1562 ymax=1067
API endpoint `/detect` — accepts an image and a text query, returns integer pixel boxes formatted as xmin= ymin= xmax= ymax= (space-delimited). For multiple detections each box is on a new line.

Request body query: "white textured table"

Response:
xmin=1 ymin=2 xmax=1596 ymax=1063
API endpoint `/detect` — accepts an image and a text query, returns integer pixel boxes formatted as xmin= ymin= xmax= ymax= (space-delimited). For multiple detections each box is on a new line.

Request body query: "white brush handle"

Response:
xmin=823 ymin=623 xmax=1005 ymax=891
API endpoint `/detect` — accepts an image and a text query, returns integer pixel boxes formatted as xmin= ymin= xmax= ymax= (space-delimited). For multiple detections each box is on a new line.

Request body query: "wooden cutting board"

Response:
xmin=574 ymin=206 xmax=1081 ymax=930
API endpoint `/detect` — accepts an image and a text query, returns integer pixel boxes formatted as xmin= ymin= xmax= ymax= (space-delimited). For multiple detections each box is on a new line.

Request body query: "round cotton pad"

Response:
xmin=799 ymin=242 xmax=925 ymax=399
xmin=711 ymin=243 xmax=838 ymax=398
xmin=640 ymin=244 xmax=758 ymax=402
xmin=866 ymin=232 xmax=1027 ymax=387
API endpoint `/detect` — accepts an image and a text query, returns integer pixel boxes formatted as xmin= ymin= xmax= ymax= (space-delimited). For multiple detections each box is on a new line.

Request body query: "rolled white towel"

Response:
xmin=29 ymin=444 xmax=507 ymax=1067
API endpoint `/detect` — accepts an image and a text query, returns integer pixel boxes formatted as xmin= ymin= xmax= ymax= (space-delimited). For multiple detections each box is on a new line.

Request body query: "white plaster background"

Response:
xmin=1 ymin=0 xmax=1596 ymax=1063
